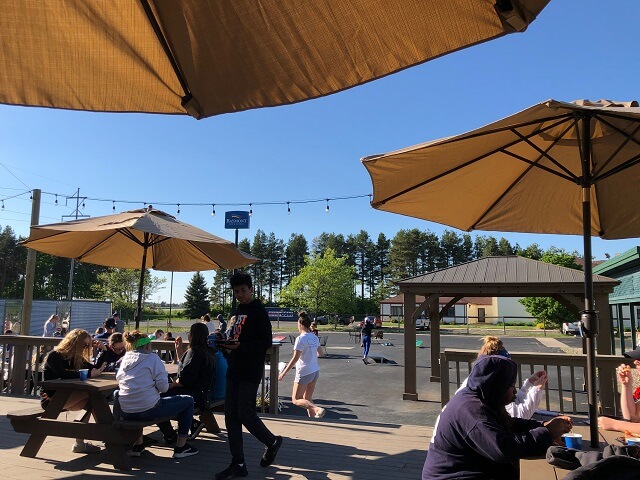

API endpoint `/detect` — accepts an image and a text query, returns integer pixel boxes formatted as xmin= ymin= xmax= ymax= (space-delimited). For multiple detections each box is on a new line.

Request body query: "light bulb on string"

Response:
xmin=55 ymin=194 xmax=58 ymax=206
xmin=1 ymin=200 xmax=4 ymax=210
xmin=112 ymin=201 xmax=116 ymax=212
xmin=325 ymin=199 xmax=330 ymax=213
xmin=177 ymin=203 xmax=180 ymax=216
xmin=82 ymin=201 xmax=86 ymax=209
xmin=287 ymin=202 xmax=291 ymax=215
xmin=249 ymin=203 xmax=253 ymax=217
xmin=211 ymin=204 xmax=216 ymax=217
xmin=29 ymin=192 xmax=33 ymax=200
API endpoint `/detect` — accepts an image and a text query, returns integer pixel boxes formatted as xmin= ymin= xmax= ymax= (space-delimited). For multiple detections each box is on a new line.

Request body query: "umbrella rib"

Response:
xmin=74 ymin=230 xmax=124 ymax=260
xmin=139 ymin=0 xmax=193 ymax=102
xmin=508 ymin=122 xmax=580 ymax=181
xmin=594 ymin=152 xmax=640 ymax=183
xmin=189 ymin=242 xmax=224 ymax=269
xmin=591 ymin=116 xmax=640 ymax=179
xmin=374 ymin=116 xmax=575 ymax=206
xmin=469 ymin=155 xmax=542 ymax=230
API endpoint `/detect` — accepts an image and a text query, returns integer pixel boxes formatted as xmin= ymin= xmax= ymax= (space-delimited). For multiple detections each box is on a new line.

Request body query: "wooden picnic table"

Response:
xmin=8 ymin=362 xmax=180 ymax=471
xmin=9 ymin=375 xmax=137 ymax=470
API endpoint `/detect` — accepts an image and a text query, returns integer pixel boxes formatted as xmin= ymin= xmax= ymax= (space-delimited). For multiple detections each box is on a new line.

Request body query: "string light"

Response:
xmin=211 ymin=204 xmax=216 ymax=217
xmin=325 ymin=199 xmax=330 ymax=213
xmin=54 ymin=194 xmax=58 ymax=206
xmin=112 ymin=201 xmax=116 ymax=212
xmin=287 ymin=202 xmax=291 ymax=215
xmin=177 ymin=203 xmax=180 ymax=216
xmin=1 ymin=200 xmax=4 ymax=210
xmin=82 ymin=201 xmax=86 ymax=209
xmin=30 ymin=192 xmax=33 ymax=200
xmin=249 ymin=203 xmax=253 ymax=217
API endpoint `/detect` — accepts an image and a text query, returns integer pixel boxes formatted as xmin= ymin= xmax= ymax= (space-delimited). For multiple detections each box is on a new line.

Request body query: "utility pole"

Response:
xmin=21 ymin=189 xmax=41 ymax=335
xmin=62 ymin=189 xmax=89 ymax=301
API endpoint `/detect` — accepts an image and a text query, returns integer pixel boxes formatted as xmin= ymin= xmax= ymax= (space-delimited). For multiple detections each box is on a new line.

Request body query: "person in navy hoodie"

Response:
xmin=422 ymin=355 xmax=572 ymax=480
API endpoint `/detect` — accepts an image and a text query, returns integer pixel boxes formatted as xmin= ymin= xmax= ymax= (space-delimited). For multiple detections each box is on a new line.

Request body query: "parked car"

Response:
xmin=416 ymin=317 xmax=430 ymax=331
xmin=314 ymin=315 xmax=329 ymax=325
xmin=562 ymin=321 xmax=582 ymax=336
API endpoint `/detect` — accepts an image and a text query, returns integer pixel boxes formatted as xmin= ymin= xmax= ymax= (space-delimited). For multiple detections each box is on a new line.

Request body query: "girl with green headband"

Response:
xmin=115 ymin=330 xmax=198 ymax=459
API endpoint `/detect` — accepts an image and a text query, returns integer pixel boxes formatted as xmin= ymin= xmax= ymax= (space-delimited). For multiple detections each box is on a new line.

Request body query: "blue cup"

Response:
xmin=563 ymin=433 xmax=582 ymax=450
xmin=78 ymin=369 xmax=89 ymax=381
xmin=627 ymin=437 xmax=640 ymax=446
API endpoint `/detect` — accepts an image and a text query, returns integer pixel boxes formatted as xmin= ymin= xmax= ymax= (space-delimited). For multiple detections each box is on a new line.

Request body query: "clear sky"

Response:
xmin=1 ymin=0 xmax=638 ymax=304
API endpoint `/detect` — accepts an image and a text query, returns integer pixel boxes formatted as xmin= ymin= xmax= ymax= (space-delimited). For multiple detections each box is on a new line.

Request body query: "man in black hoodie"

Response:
xmin=215 ymin=272 xmax=282 ymax=480
xmin=422 ymin=355 xmax=572 ymax=480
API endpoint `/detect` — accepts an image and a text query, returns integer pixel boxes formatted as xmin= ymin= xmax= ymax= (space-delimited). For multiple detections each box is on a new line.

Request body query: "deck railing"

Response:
xmin=440 ymin=349 xmax=629 ymax=416
xmin=0 ymin=335 xmax=280 ymax=414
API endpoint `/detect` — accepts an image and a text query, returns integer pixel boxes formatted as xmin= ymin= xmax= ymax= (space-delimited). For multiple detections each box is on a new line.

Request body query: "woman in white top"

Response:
xmin=456 ymin=336 xmax=548 ymax=419
xmin=278 ymin=312 xmax=325 ymax=418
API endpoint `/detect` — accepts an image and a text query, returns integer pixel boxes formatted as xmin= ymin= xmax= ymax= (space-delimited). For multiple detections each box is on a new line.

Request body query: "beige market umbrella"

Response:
xmin=20 ymin=208 xmax=257 ymax=328
xmin=363 ymin=98 xmax=640 ymax=447
xmin=1 ymin=0 xmax=549 ymax=119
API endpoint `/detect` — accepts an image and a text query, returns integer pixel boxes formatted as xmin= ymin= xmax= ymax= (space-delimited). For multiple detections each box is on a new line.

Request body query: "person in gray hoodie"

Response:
xmin=116 ymin=330 xmax=198 ymax=458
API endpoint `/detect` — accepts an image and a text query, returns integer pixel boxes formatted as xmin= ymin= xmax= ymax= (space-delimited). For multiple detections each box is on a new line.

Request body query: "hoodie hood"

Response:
xmin=467 ymin=355 xmax=517 ymax=409
xmin=119 ymin=350 xmax=153 ymax=372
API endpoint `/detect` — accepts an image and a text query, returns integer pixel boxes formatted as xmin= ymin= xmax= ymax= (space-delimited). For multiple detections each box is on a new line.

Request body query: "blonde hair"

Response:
xmin=54 ymin=328 xmax=91 ymax=369
xmin=123 ymin=330 xmax=149 ymax=352
xmin=478 ymin=336 xmax=504 ymax=357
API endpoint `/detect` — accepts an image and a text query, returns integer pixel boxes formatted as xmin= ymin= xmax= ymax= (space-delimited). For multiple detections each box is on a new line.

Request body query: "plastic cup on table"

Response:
xmin=78 ymin=369 xmax=89 ymax=381
xmin=627 ymin=437 xmax=640 ymax=446
xmin=562 ymin=433 xmax=583 ymax=450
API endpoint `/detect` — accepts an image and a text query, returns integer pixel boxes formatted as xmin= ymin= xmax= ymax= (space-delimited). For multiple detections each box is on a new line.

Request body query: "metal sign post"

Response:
xmin=225 ymin=211 xmax=250 ymax=313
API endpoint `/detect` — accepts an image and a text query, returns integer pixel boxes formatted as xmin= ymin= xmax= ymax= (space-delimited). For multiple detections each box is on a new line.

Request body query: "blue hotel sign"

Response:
xmin=225 ymin=211 xmax=250 ymax=229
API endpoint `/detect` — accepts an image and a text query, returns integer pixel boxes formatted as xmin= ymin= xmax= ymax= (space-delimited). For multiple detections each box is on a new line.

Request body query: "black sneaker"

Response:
xmin=214 ymin=463 xmax=248 ymax=479
xmin=173 ymin=442 xmax=199 ymax=458
xmin=163 ymin=434 xmax=177 ymax=446
xmin=188 ymin=419 xmax=205 ymax=440
xmin=129 ymin=443 xmax=145 ymax=457
xmin=260 ymin=435 xmax=283 ymax=467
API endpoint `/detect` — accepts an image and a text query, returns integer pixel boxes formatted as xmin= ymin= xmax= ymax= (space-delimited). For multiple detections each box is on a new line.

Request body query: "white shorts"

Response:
xmin=295 ymin=369 xmax=320 ymax=385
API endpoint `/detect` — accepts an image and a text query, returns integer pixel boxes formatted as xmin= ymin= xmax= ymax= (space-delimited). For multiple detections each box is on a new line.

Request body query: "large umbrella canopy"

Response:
xmin=1 ymin=0 xmax=549 ymax=119
xmin=20 ymin=208 xmax=257 ymax=327
xmin=363 ymin=98 xmax=640 ymax=447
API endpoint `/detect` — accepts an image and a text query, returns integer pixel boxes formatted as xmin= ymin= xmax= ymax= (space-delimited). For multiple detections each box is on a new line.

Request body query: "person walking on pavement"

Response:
xmin=361 ymin=316 xmax=375 ymax=364
xmin=278 ymin=311 xmax=325 ymax=418
xmin=215 ymin=272 xmax=282 ymax=480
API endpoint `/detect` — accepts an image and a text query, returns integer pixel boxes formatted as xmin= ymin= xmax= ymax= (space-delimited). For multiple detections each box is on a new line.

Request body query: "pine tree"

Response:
xmin=183 ymin=272 xmax=210 ymax=319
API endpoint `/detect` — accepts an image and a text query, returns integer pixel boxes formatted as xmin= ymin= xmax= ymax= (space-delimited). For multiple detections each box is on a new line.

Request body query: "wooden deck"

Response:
xmin=0 ymin=395 xmax=603 ymax=479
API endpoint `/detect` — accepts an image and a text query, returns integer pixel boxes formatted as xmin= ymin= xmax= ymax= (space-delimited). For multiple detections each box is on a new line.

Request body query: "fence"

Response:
xmin=0 ymin=335 xmax=280 ymax=415
xmin=440 ymin=349 xmax=628 ymax=416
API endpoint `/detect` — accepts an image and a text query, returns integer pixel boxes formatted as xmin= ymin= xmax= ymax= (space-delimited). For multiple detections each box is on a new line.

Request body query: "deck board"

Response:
xmin=0 ymin=395 xmax=580 ymax=479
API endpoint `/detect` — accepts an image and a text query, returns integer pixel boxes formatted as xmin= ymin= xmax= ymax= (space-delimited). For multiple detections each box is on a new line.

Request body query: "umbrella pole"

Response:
xmin=580 ymin=115 xmax=599 ymax=448
xmin=135 ymin=234 xmax=149 ymax=330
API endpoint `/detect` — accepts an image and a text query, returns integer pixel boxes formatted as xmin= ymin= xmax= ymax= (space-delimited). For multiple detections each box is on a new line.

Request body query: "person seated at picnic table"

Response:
xmin=310 ymin=321 xmax=319 ymax=336
xmin=116 ymin=330 xmax=198 ymax=458
xmin=422 ymin=355 xmax=572 ymax=480
xmin=217 ymin=314 xmax=227 ymax=334
xmin=94 ymin=332 xmax=126 ymax=372
xmin=599 ymin=348 xmax=640 ymax=433
xmin=456 ymin=336 xmax=548 ymax=419
xmin=41 ymin=328 xmax=107 ymax=454
xmin=94 ymin=317 xmax=117 ymax=340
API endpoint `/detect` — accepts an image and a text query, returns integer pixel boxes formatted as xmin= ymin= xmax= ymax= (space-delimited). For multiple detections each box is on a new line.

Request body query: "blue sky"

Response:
xmin=1 ymin=0 xmax=639 ymax=303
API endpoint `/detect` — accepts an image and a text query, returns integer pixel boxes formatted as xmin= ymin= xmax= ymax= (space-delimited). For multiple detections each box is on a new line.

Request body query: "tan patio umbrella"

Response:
xmin=1 ymin=0 xmax=549 ymax=119
xmin=363 ymin=99 xmax=640 ymax=447
xmin=19 ymin=208 xmax=257 ymax=328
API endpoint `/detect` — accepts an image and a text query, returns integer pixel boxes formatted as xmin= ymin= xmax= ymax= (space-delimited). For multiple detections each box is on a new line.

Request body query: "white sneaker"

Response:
xmin=315 ymin=407 xmax=326 ymax=419
xmin=72 ymin=441 xmax=101 ymax=453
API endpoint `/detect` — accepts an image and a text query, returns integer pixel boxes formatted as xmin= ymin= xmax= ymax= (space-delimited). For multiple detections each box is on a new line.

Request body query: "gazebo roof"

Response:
xmin=396 ymin=256 xmax=618 ymax=297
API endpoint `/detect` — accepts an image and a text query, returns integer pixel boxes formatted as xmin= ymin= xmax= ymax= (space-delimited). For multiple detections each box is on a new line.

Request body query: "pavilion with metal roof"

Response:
xmin=395 ymin=255 xmax=619 ymax=406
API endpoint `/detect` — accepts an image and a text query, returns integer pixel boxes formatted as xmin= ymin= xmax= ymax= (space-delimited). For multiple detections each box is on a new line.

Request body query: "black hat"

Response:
xmin=624 ymin=347 xmax=640 ymax=360
xmin=104 ymin=317 xmax=116 ymax=329
xmin=112 ymin=311 xmax=120 ymax=317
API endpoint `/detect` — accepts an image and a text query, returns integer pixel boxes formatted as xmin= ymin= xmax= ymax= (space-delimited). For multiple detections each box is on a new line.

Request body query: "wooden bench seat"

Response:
xmin=112 ymin=399 xmax=225 ymax=435
xmin=7 ymin=407 xmax=46 ymax=421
